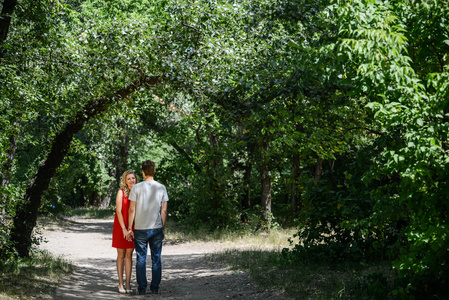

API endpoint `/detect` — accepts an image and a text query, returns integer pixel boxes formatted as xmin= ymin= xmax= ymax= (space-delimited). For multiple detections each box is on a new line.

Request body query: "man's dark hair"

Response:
xmin=142 ymin=160 xmax=156 ymax=176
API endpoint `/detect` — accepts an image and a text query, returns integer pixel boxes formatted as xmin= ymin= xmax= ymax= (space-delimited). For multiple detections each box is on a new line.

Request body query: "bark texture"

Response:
xmin=0 ymin=0 xmax=17 ymax=44
xmin=291 ymin=152 xmax=301 ymax=214
xmin=260 ymin=163 xmax=272 ymax=229
xmin=257 ymin=140 xmax=272 ymax=231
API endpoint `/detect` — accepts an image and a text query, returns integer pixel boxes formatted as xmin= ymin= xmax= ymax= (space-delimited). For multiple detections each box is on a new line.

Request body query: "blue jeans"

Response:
xmin=133 ymin=228 xmax=163 ymax=293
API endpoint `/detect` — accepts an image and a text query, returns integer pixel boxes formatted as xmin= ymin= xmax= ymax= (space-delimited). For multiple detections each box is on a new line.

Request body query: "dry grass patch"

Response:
xmin=70 ymin=207 xmax=115 ymax=218
xmin=166 ymin=220 xmax=298 ymax=249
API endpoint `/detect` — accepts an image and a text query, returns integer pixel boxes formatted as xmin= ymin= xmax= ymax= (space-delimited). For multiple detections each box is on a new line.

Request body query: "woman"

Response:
xmin=112 ymin=170 xmax=137 ymax=294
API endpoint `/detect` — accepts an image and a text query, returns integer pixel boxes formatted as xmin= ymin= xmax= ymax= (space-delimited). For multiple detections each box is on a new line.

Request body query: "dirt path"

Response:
xmin=38 ymin=217 xmax=289 ymax=299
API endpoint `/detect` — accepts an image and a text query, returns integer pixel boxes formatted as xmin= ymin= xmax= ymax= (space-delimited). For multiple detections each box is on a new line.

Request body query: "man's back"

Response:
xmin=129 ymin=180 xmax=168 ymax=230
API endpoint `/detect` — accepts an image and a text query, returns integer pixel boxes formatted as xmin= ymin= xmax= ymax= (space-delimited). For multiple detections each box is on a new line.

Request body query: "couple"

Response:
xmin=111 ymin=160 xmax=169 ymax=295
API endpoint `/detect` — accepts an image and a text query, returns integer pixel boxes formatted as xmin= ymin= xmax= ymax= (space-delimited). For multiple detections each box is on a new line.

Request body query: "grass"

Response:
xmin=206 ymin=249 xmax=395 ymax=299
xmin=0 ymin=249 xmax=73 ymax=300
xmin=165 ymin=221 xmax=298 ymax=247
xmin=69 ymin=206 xmax=115 ymax=218
xmin=165 ymin=219 xmax=397 ymax=298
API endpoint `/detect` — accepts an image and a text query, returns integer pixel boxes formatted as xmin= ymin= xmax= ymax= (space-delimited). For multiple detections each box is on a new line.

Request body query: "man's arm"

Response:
xmin=160 ymin=201 xmax=168 ymax=239
xmin=126 ymin=200 xmax=136 ymax=240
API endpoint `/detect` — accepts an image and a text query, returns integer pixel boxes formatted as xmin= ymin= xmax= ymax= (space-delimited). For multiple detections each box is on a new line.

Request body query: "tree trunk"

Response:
xmin=90 ymin=190 xmax=101 ymax=207
xmin=314 ymin=156 xmax=323 ymax=187
xmin=257 ymin=140 xmax=272 ymax=231
xmin=291 ymin=123 xmax=302 ymax=214
xmin=99 ymin=160 xmax=116 ymax=208
xmin=291 ymin=152 xmax=301 ymax=214
xmin=239 ymin=141 xmax=255 ymax=222
xmin=100 ymin=192 xmax=112 ymax=208
xmin=260 ymin=162 xmax=272 ymax=230
xmin=239 ymin=162 xmax=252 ymax=222
xmin=0 ymin=0 xmax=17 ymax=44
xmin=100 ymin=166 xmax=116 ymax=208
xmin=206 ymin=128 xmax=222 ymax=218
xmin=328 ymin=159 xmax=337 ymax=191
xmin=207 ymin=126 xmax=221 ymax=171
xmin=79 ymin=175 xmax=89 ymax=207
xmin=9 ymin=74 xmax=162 ymax=257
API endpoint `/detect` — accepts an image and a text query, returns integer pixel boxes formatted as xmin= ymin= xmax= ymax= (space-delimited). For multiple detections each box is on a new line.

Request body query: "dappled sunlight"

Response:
xmin=36 ymin=216 xmax=291 ymax=299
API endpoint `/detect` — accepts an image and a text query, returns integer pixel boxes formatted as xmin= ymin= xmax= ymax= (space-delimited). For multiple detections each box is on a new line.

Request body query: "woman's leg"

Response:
xmin=125 ymin=248 xmax=134 ymax=290
xmin=116 ymin=248 xmax=125 ymax=290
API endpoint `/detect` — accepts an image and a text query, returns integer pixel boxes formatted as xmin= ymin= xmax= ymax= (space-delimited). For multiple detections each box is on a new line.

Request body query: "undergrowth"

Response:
xmin=207 ymin=249 xmax=395 ymax=299
xmin=0 ymin=249 xmax=73 ymax=300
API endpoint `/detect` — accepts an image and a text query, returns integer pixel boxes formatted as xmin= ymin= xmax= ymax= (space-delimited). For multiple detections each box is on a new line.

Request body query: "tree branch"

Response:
xmin=429 ymin=40 xmax=445 ymax=73
xmin=181 ymin=20 xmax=202 ymax=59
xmin=347 ymin=126 xmax=382 ymax=135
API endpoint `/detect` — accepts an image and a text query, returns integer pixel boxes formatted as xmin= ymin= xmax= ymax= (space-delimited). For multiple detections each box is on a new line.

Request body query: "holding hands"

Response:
xmin=124 ymin=228 xmax=134 ymax=241
xmin=122 ymin=227 xmax=133 ymax=241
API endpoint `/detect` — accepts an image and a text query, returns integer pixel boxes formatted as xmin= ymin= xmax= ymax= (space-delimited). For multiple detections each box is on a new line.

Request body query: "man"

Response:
xmin=127 ymin=160 xmax=168 ymax=295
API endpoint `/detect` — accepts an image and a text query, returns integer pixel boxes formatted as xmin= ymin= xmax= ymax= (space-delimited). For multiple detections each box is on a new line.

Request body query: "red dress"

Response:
xmin=112 ymin=189 xmax=135 ymax=249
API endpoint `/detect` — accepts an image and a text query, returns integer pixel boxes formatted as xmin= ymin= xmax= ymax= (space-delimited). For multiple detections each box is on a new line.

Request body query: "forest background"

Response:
xmin=1 ymin=0 xmax=448 ymax=298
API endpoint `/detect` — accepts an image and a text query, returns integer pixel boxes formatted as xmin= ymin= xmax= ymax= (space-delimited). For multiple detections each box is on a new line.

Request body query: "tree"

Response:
xmin=3 ymin=0 xmax=168 ymax=256
xmin=337 ymin=0 xmax=449 ymax=295
xmin=10 ymin=73 xmax=162 ymax=256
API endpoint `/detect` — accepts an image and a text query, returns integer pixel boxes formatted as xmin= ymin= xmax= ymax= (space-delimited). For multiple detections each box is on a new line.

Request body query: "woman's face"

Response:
xmin=126 ymin=173 xmax=136 ymax=189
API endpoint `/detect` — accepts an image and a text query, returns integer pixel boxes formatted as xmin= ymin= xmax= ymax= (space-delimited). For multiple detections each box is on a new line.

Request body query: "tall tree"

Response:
xmin=335 ymin=0 xmax=449 ymax=295
xmin=10 ymin=74 xmax=162 ymax=256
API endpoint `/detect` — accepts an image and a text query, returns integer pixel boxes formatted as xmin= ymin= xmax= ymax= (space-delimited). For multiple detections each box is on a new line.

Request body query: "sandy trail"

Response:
xmin=37 ymin=217 xmax=289 ymax=299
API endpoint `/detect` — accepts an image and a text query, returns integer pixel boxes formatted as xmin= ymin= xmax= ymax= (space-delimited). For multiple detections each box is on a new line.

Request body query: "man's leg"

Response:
xmin=148 ymin=228 xmax=164 ymax=293
xmin=134 ymin=230 xmax=149 ymax=293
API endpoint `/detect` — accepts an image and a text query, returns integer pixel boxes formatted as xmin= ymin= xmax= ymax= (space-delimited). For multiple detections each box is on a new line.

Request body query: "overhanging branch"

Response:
xmin=9 ymin=71 xmax=164 ymax=257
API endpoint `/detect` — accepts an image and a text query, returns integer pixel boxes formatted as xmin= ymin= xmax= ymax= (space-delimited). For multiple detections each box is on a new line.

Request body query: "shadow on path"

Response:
xmin=52 ymin=254 xmax=274 ymax=300
xmin=39 ymin=217 xmax=288 ymax=300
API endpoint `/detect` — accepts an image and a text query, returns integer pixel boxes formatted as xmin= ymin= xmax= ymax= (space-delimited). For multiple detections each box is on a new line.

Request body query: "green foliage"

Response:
xmin=2 ymin=0 xmax=449 ymax=296
xmin=283 ymin=155 xmax=382 ymax=265
xmin=335 ymin=0 xmax=449 ymax=296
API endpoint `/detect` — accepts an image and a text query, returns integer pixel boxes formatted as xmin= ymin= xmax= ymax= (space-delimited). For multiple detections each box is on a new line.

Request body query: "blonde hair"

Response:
xmin=119 ymin=170 xmax=138 ymax=197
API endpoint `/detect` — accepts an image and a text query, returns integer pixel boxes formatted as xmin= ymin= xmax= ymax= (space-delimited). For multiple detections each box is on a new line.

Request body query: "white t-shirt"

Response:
xmin=128 ymin=180 xmax=169 ymax=230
